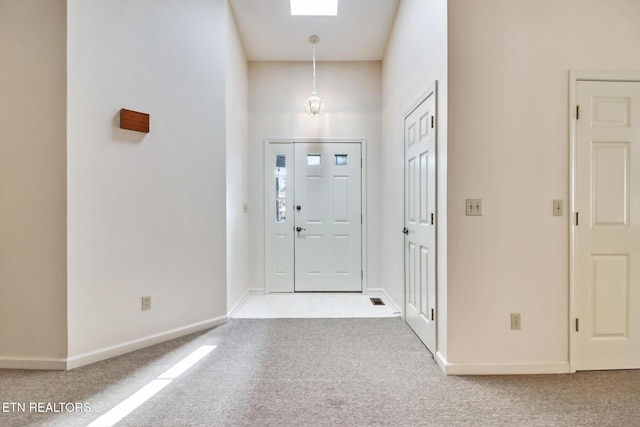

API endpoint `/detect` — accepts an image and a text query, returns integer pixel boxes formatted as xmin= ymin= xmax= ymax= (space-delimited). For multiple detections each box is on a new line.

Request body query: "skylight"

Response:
xmin=290 ymin=0 xmax=338 ymax=16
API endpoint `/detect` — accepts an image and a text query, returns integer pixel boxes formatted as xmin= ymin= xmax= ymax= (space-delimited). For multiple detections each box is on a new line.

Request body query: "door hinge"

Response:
xmin=431 ymin=308 xmax=435 ymax=321
xmin=576 ymin=105 xmax=580 ymax=120
xmin=361 ymin=214 xmax=363 ymax=224
xmin=430 ymin=212 xmax=434 ymax=225
xmin=575 ymin=212 xmax=580 ymax=226
xmin=575 ymin=318 xmax=579 ymax=332
xmin=361 ymin=270 xmax=364 ymax=279
xmin=431 ymin=116 xmax=435 ymax=128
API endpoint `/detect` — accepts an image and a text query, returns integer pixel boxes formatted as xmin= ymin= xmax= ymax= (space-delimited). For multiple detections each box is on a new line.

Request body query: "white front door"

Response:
xmin=264 ymin=141 xmax=363 ymax=293
xmin=404 ymin=87 xmax=437 ymax=353
xmin=294 ymin=142 xmax=362 ymax=292
xmin=574 ymin=80 xmax=640 ymax=370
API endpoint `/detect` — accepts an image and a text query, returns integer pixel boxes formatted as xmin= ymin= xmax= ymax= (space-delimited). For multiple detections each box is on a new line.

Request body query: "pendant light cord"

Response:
xmin=312 ymin=44 xmax=317 ymax=91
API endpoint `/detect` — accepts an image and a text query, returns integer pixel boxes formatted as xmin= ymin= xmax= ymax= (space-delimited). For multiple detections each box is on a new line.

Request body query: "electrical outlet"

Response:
xmin=466 ymin=199 xmax=482 ymax=216
xmin=553 ymin=200 xmax=563 ymax=216
xmin=141 ymin=296 xmax=152 ymax=311
xmin=510 ymin=313 xmax=521 ymax=330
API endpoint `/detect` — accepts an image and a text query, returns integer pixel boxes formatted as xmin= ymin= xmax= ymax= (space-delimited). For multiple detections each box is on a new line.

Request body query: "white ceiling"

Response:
xmin=228 ymin=0 xmax=400 ymax=61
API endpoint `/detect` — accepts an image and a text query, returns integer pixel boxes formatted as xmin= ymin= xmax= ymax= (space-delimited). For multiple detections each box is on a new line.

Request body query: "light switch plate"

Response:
xmin=466 ymin=199 xmax=482 ymax=216
xmin=553 ymin=200 xmax=563 ymax=216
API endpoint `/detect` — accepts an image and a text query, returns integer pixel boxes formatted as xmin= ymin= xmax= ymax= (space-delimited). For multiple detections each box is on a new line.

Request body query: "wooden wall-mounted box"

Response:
xmin=120 ymin=108 xmax=150 ymax=133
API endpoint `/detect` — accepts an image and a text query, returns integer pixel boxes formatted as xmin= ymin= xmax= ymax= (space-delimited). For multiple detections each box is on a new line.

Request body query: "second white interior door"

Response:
xmin=574 ymin=80 xmax=640 ymax=370
xmin=294 ymin=142 xmax=362 ymax=292
xmin=404 ymin=87 xmax=437 ymax=354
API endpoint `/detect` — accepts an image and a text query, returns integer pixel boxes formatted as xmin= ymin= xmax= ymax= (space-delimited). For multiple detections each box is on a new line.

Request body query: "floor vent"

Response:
xmin=370 ymin=297 xmax=385 ymax=306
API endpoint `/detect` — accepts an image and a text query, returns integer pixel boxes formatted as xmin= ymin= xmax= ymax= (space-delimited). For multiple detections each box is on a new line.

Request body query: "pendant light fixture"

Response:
xmin=304 ymin=35 xmax=324 ymax=116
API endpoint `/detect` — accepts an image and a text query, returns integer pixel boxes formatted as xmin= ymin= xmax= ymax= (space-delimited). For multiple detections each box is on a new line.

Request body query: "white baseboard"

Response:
xmin=0 ymin=357 xmax=68 ymax=371
xmin=227 ymin=288 xmax=265 ymax=318
xmin=65 ymin=316 xmax=227 ymax=370
xmin=365 ymin=288 xmax=402 ymax=316
xmin=0 ymin=316 xmax=227 ymax=371
xmin=435 ymin=351 xmax=448 ymax=373
xmin=436 ymin=353 xmax=570 ymax=375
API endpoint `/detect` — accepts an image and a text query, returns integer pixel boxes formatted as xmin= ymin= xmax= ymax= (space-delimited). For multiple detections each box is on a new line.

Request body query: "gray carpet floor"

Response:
xmin=1 ymin=318 xmax=639 ymax=426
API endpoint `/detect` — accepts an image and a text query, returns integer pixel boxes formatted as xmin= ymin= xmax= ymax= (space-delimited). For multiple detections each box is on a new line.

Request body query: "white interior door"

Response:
xmin=574 ymin=80 xmax=640 ymax=370
xmin=294 ymin=142 xmax=362 ymax=292
xmin=404 ymin=88 xmax=437 ymax=353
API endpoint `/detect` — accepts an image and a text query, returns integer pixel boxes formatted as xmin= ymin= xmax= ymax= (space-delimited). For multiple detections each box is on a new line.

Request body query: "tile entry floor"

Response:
xmin=233 ymin=293 xmax=400 ymax=318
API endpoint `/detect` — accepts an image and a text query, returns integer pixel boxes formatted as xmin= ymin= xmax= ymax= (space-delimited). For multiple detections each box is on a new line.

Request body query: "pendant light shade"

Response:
xmin=304 ymin=90 xmax=324 ymax=116
xmin=304 ymin=35 xmax=324 ymax=116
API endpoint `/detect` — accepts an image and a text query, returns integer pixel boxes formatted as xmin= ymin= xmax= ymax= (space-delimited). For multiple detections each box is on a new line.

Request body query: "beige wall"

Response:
xmin=446 ymin=0 xmax=640 ymax=372
xmin=66 ymin=0 xmax=228 ymax=362
xmin=382 ymin=0 xmax=449 ymax=360
xmin=1 ymin=0 xmax=247 ymax=369
xmin=0 ymin=0 xmax=68 ymax=367
xmin=247 ymin=61 xmax=383 ymax=295
xmin=6 ymin=0 xmax=640 ymax=374
xmin=225 ymin=1 xmax=251 ymax=313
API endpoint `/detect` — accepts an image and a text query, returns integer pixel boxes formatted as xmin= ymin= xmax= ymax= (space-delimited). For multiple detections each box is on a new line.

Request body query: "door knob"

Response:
xmin=296 ymin=226 xmax=306 ymax=232
xmin=296 ymin=205 xmax=302 ymax=211
xmin=402 ymin=227 xmax=409 ymax=235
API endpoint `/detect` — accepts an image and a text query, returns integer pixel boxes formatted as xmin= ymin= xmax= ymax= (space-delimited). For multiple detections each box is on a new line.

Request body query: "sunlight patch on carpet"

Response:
xmin=87 ymin=345 xmax=216 ymax=427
